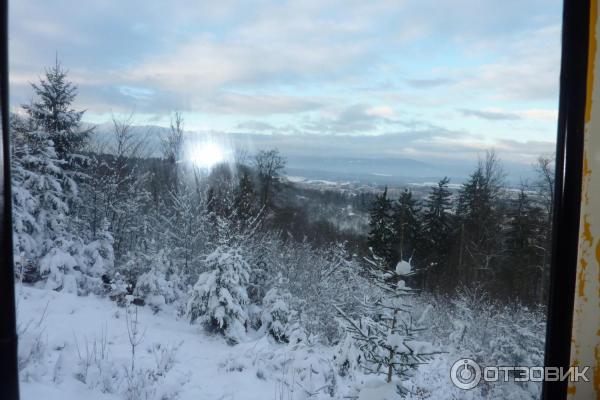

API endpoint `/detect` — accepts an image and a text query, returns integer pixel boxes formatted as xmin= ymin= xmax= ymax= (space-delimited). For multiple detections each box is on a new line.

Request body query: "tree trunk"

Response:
xmin=387 ymin=309 xmax=398 ymax=383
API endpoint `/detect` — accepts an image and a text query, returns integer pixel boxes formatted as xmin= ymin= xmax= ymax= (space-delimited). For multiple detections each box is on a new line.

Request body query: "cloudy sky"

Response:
xmin=9 ymin=0 xmax=562 ymax=177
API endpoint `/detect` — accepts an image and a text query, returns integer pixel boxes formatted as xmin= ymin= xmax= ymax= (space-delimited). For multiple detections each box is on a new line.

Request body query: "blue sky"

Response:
xmin=9 ymin=0 xmax=562 ymax=171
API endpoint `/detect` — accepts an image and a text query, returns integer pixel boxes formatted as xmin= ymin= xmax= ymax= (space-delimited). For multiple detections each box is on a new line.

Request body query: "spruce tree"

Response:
xmin=419 ymin=177 xmax=453 ymax=289
xmin=504 ymin=188 xmax=545 ymax=302
xmin=11 ymin=116 xmax=74 ymax=283
xmin=187 ymin=245 xmax=250 ymax=343
xmin=391 ymin=189 xmax=421 ymax=262
xmin=367 ymin=187 xmax=395 ymax=265
xmin=23 ymin=59 xmax=91 ymax=160
xmin=233 ymin=170 xmax=258 ymax=231
xmin=158 ymin=184 xmax=206 ymax=285
xmin=455 ymin=151 xmax=505 ymax=286
xmin=11 ymin=113 xmax=112 ymax=293
xmin=336 ymin=254 xmax=436 ymax=393
xmin=260 ymin=275 xmax=295 ymax=343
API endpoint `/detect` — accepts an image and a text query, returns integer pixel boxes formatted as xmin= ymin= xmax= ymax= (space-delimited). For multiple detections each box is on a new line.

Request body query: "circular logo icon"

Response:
xmin=450 ymin=358 xmax=482 ymax=390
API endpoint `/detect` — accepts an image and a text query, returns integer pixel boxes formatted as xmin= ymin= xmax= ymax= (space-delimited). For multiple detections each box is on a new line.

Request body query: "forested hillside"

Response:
xmin=13 ymin=63 xmax=549 ymax=399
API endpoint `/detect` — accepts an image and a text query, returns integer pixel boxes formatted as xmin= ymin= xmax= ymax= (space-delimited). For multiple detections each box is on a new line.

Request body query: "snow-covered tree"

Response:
xmin=23 ymin=59 xmax=91 ymax=161
xmin=233 ymin=170 xmax=258 ymax=229
xmin=187 ymin=245 xmax=250 ymax=343
xmin=160 ymin=112 xmax=185 ymax=195
xmin=261 ymin=275 xmax=295 ymax=343
xmin=271 ymin=241 xmax=365 ymax=345
xmin=336 ymin=254 xmax=436 ymax=393
xmin=11 ymin=116 xmax=112 ymax=293
xmin=11 ymin=117 xmax=77 ymax=282
xmin=335 ymin=333 xmax=364 ymax=379
xmin=10 ymin=61 xmax=116 ymax=294
xmin=81 ymin=117 xmax=151 ymax=264
xmin=133 ymin=249 xmax=177 ymax=312
xmin=75 ymin=218 xmax=114 ymax=294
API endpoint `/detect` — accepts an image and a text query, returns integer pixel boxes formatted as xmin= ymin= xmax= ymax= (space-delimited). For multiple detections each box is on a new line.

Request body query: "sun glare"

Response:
xmin=189 ymin=141 xmax=227 ymax=169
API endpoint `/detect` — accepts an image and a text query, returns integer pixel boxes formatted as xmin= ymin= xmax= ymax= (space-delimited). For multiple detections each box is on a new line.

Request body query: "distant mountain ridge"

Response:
xmin=89 ymin=122 xmax=537 ymax=185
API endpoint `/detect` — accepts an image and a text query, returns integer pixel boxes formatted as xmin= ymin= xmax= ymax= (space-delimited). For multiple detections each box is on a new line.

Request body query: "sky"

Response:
xmin=8 ymin=0 xmax=563 ymax=179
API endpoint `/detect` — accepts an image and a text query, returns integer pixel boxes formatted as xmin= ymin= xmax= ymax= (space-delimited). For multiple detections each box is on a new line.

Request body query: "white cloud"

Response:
xmin=9 ymin=0 xmax=562 ymax=163
xmin=519 ymin=109 xmax=558 ymax=122
xmin=459 ymin=108 xmax=521 ymax=121
xmin=204 ymin=93 xmax=322 ymax=115
xmin=452 ymin=24 xmax=561 ymax=102
xmin=366 ymin=106 xmax=395 ymax=118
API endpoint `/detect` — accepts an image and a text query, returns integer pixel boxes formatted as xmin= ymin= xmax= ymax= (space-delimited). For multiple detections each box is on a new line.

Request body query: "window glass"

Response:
xmin=10 ymin=1 xmax=562 ymax=398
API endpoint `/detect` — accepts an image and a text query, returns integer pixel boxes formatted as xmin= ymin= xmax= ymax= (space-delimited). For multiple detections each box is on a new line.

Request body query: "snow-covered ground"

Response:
xmin=15 ymin=284 xmax=384 ymax=400
xmin=18 ymin=285 xmax=279 ymax=400
xmin=18 ymin=285 xmax=376 ymax=400
xmin=17 ymin=284 xmax=544 ymax=400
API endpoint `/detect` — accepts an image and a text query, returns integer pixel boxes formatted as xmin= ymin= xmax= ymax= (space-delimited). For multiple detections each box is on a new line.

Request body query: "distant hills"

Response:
xmin=90 ymin=122 xmax=538 ymax=186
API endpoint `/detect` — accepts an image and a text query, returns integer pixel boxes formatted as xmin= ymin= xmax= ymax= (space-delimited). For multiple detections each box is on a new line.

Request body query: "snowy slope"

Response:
xmin=17 ymin=285 xmax=544 ymax=400
xmin=17 ymin=286 xmax=278 ymax=400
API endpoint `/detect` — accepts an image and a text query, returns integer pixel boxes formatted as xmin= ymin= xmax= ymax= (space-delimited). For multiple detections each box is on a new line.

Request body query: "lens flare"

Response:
xmin=188 ymin=141 xmax=227 ymax=169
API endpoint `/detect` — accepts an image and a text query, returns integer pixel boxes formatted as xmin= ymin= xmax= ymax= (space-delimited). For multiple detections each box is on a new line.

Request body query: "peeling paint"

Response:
xmin=594 ymin=346 xmax=600 ymax=398
xmin=585 ymin=155 xmax=593 ymax=177
xmin=568 ymin=385 xmax=577 ymax=395
xmin=579 ymin=258 xmax=589 ymax=299
xmin=596 ymin=240 xmax=600 ymax=299
xmin=569 ymin=1 xmax=600 ymax=399
xmin=585 ymin=217 xmax=594 ymax=245
xmin=584 ymin=157 xmax=592 ymax=204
